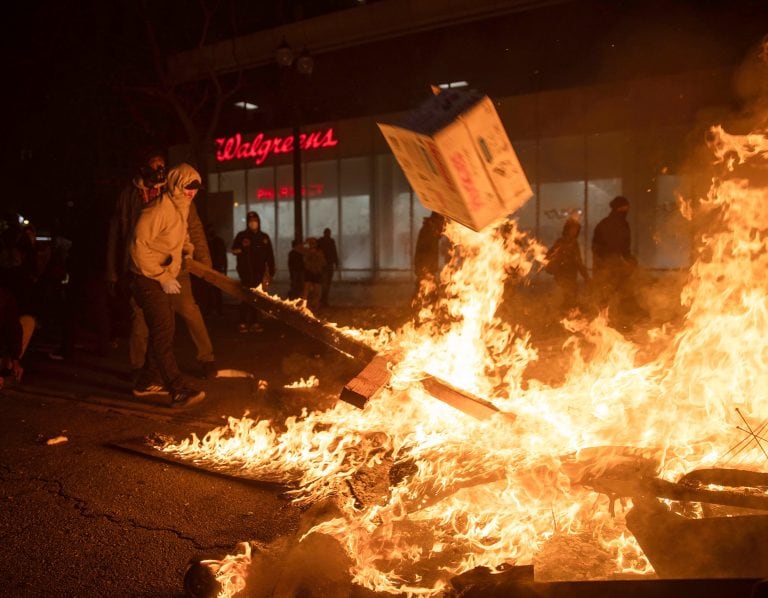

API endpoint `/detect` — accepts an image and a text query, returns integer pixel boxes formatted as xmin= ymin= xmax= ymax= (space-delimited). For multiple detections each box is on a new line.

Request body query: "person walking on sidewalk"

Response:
xmin=129 ymin=163 xmax=205 ymax=407
xmin=232 ymin=211 xmax=275 ymax=332
xmin=106 ymin=149 xmax=217 ymax=380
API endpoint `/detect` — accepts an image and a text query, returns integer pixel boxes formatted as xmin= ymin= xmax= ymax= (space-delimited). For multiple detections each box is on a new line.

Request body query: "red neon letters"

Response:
xmin=215 ymin=128 xmax=339 ymax=165
xmin=256 ymin=184 xmax=325 ymax=200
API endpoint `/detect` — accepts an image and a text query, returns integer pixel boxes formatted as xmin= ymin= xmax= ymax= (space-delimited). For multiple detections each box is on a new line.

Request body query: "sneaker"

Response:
xmin=170 ymin=387 xmax=206 ymax=408
xmin=238 ymin=323 xmax=248 ymax=333
xmin=133 ymin=383 xmax=169 ymax=397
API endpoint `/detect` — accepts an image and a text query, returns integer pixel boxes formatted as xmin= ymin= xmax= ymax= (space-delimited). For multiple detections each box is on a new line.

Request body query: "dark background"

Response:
xmin=4 ymin=0 xmax=767 ymax=234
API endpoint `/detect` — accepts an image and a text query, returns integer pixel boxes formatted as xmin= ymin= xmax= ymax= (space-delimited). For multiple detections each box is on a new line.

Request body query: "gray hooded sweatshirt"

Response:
xmin=130 ymin=163 xmax=201 ymax=285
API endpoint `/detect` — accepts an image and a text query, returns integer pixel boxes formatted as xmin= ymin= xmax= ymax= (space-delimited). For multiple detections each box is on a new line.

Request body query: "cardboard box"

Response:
xmin=378 ymin=89 xmax=532 ymax=231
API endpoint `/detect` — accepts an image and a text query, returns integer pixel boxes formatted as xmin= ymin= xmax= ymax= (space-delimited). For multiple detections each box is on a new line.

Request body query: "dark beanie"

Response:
xmin=609 ymin=196 xmax=629 ymax=209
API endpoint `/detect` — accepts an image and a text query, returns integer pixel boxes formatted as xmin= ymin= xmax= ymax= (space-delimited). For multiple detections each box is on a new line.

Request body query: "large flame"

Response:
xmin=165 ymin=125 xmax=768 ymax=596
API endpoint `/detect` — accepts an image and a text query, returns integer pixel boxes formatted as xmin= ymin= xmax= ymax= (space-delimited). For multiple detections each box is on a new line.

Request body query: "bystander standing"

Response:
xmin=317 ymin=228 xmax=339 ymax=307
xmin=232 ymin=211 xmax=275 ymax=332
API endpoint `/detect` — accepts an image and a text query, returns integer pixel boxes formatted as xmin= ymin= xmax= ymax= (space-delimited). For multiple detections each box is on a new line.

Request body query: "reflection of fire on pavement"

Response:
xmin=165 ymin=125 xmax=768 ymax=596
xmin=284 ymin=375 xmax=319 ymax=389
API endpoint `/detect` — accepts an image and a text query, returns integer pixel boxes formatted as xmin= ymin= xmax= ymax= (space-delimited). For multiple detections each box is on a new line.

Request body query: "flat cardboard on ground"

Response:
xmin=378 ymin=89 xmax=532 ymax=231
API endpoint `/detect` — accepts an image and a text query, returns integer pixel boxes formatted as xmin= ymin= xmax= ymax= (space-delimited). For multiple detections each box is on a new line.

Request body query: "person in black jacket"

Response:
xmin=591 ymin=195 xmax=643 ymax=325
xmin=316 ymin=228 xmax=339 ymax=307
xmin=232 ymin=211 xmax=275 ymax=332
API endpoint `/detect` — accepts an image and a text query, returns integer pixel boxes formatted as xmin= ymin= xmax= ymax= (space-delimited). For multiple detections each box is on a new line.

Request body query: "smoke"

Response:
xmin=235 ymin=501 xmax=354 ymax=597
xmin=733 ymin=35 xmax=768 ymax=130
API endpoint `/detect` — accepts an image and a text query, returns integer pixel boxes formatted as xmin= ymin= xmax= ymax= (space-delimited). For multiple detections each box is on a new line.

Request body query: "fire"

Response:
xmin=162 ymin=125 xmax=768 ymax=595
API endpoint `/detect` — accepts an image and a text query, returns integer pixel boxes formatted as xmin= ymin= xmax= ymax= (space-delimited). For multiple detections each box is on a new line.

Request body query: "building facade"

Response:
xmin=197 ymin=67 xmax=732 ymax=281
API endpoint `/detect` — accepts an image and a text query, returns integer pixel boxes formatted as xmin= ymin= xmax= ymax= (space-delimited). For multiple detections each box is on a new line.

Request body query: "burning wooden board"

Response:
xmin=187 ymin=259 xmax=376 ymax=362
xmin=339 ymin=352 xmax=507 ymax=420
xmin=188 ymin=259 xmax=509 ymax=421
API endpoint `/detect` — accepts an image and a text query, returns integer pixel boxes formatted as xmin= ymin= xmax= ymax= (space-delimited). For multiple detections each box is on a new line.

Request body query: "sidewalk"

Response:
xmin=7 ymin=297 xmax=408 ymax=424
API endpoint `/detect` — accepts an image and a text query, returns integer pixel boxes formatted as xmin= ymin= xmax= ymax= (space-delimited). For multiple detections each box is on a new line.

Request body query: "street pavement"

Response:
xmin=0 ymin=292 xmax=410 ymax=598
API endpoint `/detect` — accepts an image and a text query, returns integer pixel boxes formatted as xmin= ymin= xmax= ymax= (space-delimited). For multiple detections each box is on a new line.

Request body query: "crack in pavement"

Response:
xmin=1 ymin=467 xmax=236 ymax=552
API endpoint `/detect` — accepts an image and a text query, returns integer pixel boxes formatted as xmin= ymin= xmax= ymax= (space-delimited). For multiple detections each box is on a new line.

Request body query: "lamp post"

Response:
xmin=276 ymin=38 xmax=314 ymax=244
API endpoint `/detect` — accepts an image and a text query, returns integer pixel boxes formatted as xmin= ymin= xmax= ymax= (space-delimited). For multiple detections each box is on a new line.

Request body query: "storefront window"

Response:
xmin=220 ymin=170 xmax=246 ymax=206
xmin=375 ymin=154 xmax=412 ymax=271
xmin=539 ymin=181 xmax=585 ymax=249
xmin=654 ymin=174 xmax=692 ymax=269
xmin=275 ymin=165 xmax=302 ymax=276
xmin=306 ymin=160 xmax=339 ymax=240
xmin=510 ymin=140 xmax=538 ymax=236
xmin=219 ymin=170 xmax=246 ymax=264
xmin=247 ymin=167 xmax=276 ymax=243
xmin=340 ymin=157 xmax=372 ymax=277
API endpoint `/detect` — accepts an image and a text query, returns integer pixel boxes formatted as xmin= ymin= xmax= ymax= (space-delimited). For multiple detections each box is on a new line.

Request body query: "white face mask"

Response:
xmin=248 ymin=220 xmax=259 ymax=232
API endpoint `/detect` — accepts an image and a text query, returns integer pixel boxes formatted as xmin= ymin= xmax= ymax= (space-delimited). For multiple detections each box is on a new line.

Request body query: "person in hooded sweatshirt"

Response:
xmin=106 ymin=150 xmax=217 ymax=381
xmin=232 ymin=211 xmax=275 ymax=333
xmin=129 ymin=163 xmax=205 ymax=407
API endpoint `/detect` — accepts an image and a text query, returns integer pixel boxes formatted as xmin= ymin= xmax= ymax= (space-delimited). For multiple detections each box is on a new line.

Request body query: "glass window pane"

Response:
xmin=247 ymin=167 xmax=276 ymax=243
xmin=376 ymin=154 xmax=412 ymax=270
xmin=508 ymin=139 xmax=538 ymax=236
xmin=539 ymin=136 xmax=585 ymax=182
xmin=276 ymin=165 xmax=300 ymax=277
xmin=306 ymin=160 xmax=339 ymax=240
xmin=654 ymin=175 xmax=692 ymax=269
xmin=539 ymin=181 xmax=585 ymax=249
xmin=340 ymin=157 xmax=372 ymax=274
xmin=222 ymin=170 xmax=247 ymax=274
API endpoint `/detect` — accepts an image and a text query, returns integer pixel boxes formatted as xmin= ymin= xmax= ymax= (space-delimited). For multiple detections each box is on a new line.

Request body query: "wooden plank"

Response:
xmin=341 ymin=353 xmax=512 ymax=421
xmin=339 ymin=354 xmax=393 ymax=409
xmin=189 ymin=259 xmax=512 ymax=421
xmin=421 ymin=376 xmax=505 ymax=421
xmin=187 ymin=259 xmax=377 ymax=363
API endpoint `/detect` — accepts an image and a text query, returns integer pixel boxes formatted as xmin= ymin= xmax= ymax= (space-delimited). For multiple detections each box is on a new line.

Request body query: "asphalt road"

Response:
xmin=0 ymin=302 xmax=404 ymax=597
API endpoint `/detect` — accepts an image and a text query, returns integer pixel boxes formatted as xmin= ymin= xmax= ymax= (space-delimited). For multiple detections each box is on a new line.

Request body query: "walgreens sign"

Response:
xmin=215 ymin=128 xmax=339 ymax=166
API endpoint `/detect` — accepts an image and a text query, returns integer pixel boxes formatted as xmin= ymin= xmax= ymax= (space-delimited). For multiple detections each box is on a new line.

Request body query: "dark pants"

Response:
xmin=320 ymin=266 xmax=334 ymax=306
xmin=289 ymin=270 xmax=304 ymax=300
xmin=130 ymin=274 xmax=183 ymax=391
xmin=238 ymin=273 xmax=264 ymax=326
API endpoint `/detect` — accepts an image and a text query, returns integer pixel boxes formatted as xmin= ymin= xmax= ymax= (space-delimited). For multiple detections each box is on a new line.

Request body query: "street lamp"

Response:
xmin=275 ymin=38 xmax=314 ymax=244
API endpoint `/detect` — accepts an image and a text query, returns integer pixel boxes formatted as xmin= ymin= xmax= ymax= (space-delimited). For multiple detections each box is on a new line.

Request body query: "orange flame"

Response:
xmin=163 ymin=125 xmax=768 ymax=595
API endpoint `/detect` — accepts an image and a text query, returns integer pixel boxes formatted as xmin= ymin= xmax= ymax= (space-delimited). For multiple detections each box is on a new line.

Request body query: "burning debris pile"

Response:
xmin=162 ymin=125 xmax=768 ymax=597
